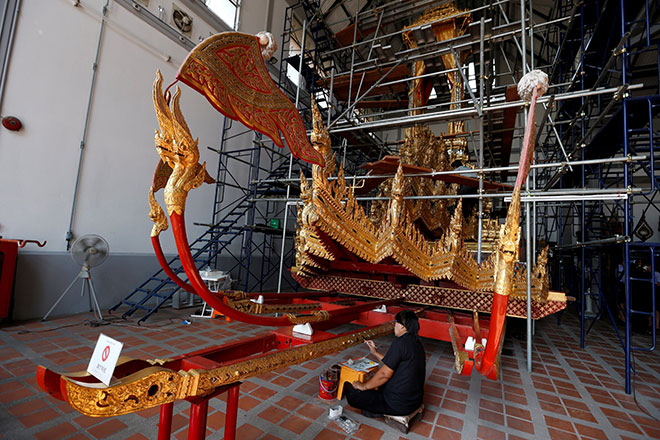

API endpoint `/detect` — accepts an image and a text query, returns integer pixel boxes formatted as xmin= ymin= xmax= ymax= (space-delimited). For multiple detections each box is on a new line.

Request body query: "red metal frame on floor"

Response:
xmin=157 ymin=383 xmax=240 ymax=440
xmin=146 ymin=300 xmax=488 ymax=439
xmin=38 ymin=293 xmax=488 ymax=439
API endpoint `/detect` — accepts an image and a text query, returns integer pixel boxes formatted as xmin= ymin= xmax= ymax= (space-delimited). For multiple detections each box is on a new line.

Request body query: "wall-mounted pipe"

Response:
xmin=65 ymin=0 xmax=109 ymax=250
xmin=0 ymin=0 xmax=21 ymax=115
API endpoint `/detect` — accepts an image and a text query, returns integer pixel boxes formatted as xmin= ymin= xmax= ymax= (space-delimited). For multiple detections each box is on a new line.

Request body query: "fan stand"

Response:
xmin=41 ymin=265 xmax=104 ymax=322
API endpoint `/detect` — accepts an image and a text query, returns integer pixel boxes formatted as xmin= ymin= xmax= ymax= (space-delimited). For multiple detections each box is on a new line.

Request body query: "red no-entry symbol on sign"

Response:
xmin=101 ymin=345 xmax=110 ymax=362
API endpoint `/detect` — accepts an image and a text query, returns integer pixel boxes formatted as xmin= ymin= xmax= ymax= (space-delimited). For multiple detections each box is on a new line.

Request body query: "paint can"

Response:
xmin=319 ymin=367 xmax=339 ymax=400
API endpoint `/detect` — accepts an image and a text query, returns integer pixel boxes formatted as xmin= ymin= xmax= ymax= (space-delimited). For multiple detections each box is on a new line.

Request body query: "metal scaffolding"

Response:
xmin=265 ymin=0 xmax=659 ymax=393
xmin=537 ymin=0 xmax=659 ymax=394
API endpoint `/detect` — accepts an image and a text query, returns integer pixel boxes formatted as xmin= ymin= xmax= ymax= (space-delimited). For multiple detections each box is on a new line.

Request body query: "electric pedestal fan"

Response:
xmin=42 ymin=234 xmax=109 ymax=322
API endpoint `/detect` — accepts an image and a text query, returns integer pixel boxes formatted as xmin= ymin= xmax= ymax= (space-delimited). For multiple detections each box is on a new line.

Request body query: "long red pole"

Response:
xmin=474 ymin=86 xmax=541 ymax=378
xmin=474 ymin=293 xmax=508 ymax=378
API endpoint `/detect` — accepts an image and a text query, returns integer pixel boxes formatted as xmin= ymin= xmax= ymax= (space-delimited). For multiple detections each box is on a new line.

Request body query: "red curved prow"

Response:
xmin=171 ymin=213 xmax=294 ymax=326
xmin=170 ymin=212 xmax=398 ymax=326
xmin=153 ymin=235 xmax=326 ymax=302
xmin=152 ymin=236 xmax=196 ymax=294
xmin=37 ymin=365 xmax=64 ymax=401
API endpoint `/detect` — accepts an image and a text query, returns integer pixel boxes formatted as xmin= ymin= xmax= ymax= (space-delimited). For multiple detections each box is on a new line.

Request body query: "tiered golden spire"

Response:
xmin=293 ymin=3 xmax=550 ymax=304
xmin=292 ymin=155 xmax=550 ymax=301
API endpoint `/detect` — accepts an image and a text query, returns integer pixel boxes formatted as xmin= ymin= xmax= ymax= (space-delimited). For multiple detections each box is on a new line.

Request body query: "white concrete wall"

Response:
xmin=0 ymin=0 xmax=229 ymax=255
xmin=0 ymin=0 xmax=292 ymax=319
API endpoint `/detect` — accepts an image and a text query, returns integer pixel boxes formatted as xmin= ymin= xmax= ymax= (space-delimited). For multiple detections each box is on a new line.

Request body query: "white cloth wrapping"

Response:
xmin=256 ymin=31 xmax=277 ymax=60
xmin=517 ymin=69 xmax=549 ymax=101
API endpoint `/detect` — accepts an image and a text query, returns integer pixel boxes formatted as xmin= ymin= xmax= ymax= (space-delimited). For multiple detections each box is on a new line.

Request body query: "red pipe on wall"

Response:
xmin=0 ymin=239 xmax=18 ymax=319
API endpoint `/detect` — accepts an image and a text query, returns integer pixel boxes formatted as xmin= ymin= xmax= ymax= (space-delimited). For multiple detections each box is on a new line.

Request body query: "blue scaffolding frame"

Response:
xmin=538 ymin=0 xmax=659 ymax=394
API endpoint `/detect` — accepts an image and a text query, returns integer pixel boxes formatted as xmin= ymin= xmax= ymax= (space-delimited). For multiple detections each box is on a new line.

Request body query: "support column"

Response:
xmin=224 ymin=384 xmax=240 ymax=440
xmin=158 ymin=402 xmax=173 ymax=440
xmin=189 ymin=400 xmax=209 ymax=440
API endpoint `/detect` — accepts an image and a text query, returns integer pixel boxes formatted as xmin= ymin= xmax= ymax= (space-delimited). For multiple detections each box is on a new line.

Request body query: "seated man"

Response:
xmin=342 ymin=310 xmax=425 ymax=417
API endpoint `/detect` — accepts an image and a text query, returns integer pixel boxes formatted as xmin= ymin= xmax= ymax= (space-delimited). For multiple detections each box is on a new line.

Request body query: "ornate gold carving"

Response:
xmin=448 ymin=314 xmax=468 ymax=374
xmin=493 ymin=187 xmax=521 ymax=297
xmin=60 ymin=321 xmax=394 ymax=417
xmin=293 ymin=101 xmax=337 ymax=271
xmin=463 ymin=202 xmax=500 ymax=252
xmin=148 ymin=358 xmax=174 ymax=366
xmin=176 ymin=32 xmax=323 ymax=165
xmin=310 ymin=99 xmax=333 ymax=173
xmin=63 ymin=367 xmax=180 ymax=417
xmin=403 ymin=3 xmax=471 ymax=126
xmin=153 ymin=71 xmax=212 ymax=216
xmin=285 ymin=310 xmax=330 ymax=324
xmin=194 ymin=320 xmax=393 ymax=391
xmin=207 ymin=291 xmax=328 ymax=318
xmin=148 ymin=186 xmax=168 ymax=237
xmin=294 ymin=273 xmax=566 ymax=319
xmin=225 ymin=298 xmax=321 ymax=315
xmin=223 ymin=290 xmax=249 ymax=300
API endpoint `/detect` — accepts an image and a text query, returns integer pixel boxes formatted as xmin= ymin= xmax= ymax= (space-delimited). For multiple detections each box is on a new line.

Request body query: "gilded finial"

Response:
xmin=310 ymin=98 xmax=331 ymax=168
xmin=493 ymin=187 xmax=521 ymax=296
xmin=299 ymin=170 xmax=311 ymax=201
xmin=391 ymin=164 xmax=406 ymax=197
xmin=388 ymin=164 xmax=407 ymax=227
xmin=445 ymin=198 xmax=464 ymax=250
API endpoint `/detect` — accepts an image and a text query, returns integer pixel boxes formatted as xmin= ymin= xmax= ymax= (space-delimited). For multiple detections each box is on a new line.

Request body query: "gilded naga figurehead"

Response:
xmin=152 ymin=70 xmax=210 ymax=216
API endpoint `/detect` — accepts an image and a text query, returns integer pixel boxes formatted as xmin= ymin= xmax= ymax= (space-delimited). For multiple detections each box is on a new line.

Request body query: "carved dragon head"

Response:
xmin=152 ymin=70 xmax=213 ymax=216
xmin=153 ymin=70 xmax=199 ymax=168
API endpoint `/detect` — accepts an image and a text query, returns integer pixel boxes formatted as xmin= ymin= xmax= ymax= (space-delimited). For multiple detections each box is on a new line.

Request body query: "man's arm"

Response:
xmin=352 ymin=364 xmax=394 ymax=391
xmin=365 ymin=340 xmax=385 ymax=362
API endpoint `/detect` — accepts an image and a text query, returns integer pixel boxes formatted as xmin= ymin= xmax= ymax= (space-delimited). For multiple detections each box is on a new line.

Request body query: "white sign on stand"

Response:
xmin=87 ymin=333 xmax=123 ymax=386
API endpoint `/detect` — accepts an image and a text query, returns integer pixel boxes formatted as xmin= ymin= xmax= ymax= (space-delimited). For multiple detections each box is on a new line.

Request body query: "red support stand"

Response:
xmin=188 ymin=399 xmax=209 ymax=440
xmin=224 ymin=384 xmax=240 ymax=440
xmin=158 ymin=402 xmax=173 ymax=440
xmin=154 ymin=383 xmax=241 ymax=440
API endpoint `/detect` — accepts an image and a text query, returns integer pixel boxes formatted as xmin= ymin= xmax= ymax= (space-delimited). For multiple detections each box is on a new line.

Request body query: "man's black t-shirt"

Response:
xmin=381 ymin=332 xmax=426 ymax=414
